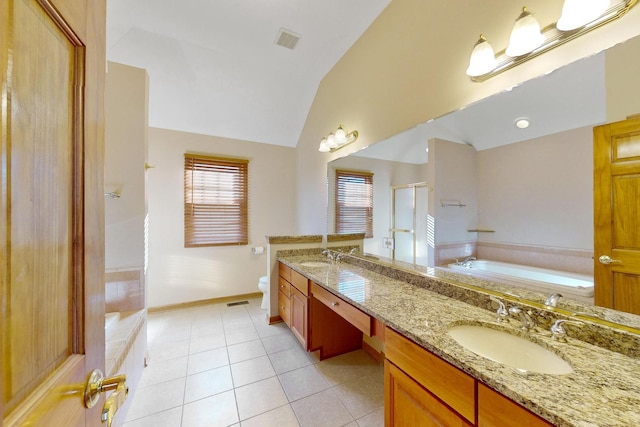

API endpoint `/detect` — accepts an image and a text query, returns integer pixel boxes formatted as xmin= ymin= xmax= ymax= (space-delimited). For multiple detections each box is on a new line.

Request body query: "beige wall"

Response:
xmin=428 ymin=139 xmax=478 ymax=265
xmin=146 ymin=128 xmax=297 ymax=308
xmin=296 ymin=0 xmax=640 ymax=235
xmin=105 ymin=62 xmax=149 ymax=271
xmin=477 ymin=126 xmax=593 ymax=250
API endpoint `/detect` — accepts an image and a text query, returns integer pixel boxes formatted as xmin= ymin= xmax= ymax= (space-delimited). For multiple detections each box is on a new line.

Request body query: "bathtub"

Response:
xmin=447 ymin=260 xmax=593 ymax=302
xmin=105 ymin=312 xmax=120 ymax=335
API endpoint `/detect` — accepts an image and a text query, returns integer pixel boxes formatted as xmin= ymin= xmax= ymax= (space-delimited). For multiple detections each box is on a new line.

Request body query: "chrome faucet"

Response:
xmin=550 ymin=319 xmax=583 ymax=342
xmin=456 ymin=256 xmax=476 ymax=267
xmin=508 ymin=305 xmax=536 ymax=332
xmin=489 ymin=296 xmax=509 ymax=323
xmin=321 ymin=249 xmax=335 ymax=263
xmin=544 ymin=293 xmax=563 ymax=308
xmin=349 ymin=247 xmax=359 ymax=255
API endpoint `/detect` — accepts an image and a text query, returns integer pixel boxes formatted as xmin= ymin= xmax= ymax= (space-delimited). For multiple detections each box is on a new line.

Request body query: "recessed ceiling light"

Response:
xmin=515 ymin=118 xmax=530 ymax=129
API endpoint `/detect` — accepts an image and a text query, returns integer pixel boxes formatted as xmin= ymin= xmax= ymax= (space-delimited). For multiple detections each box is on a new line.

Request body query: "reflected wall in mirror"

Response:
xmin=327 ymin=34 xmax=640 ymax=320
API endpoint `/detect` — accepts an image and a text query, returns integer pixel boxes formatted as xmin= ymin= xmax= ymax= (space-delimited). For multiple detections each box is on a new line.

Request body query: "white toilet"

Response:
xmin=258 ymin=275 xmax=269 ymax=310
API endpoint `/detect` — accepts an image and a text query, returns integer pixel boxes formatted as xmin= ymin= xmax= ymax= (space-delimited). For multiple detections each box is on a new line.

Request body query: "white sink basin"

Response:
xmin=300 ymin=261 xmax=330 ymax=268
xmin=447 ymin=325 xmax=573 ymax=375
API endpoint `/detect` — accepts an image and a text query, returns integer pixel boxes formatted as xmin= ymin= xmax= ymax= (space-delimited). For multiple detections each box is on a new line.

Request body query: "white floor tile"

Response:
xmin=125 ymin=377 xmax=185 ymax=421
xmin=181 ymin=389 xmax=239 ymax=427
xmin=235 ymin=377 xmax=289 ymax=420
xmin=278 ymin=365 xmax=330 ymax=402
xmin=240 ymin=404 xmax=300 ymax=427
xmin=189 ymin=331 xmax=227 ymax=354
xmin=269 ymin=346 xmax=314 ymax=374
xmin=137 ymin=355 xmax=188 ymax=388
xmin=291 ymin=388 xmax=354 ymax=427
xmin=356 ymin=406 xmax=384 ymax=427
xmin=225 ymin=325 xmax=260 ymax=346
xmin=187 ymin=346 xmax=229 ymax=375
xmin=125 ymin=302 xmax=384 ymax=427
xmin=184 ymin=365 xmax=234 ymax=403
xmin=228 ymin=339 xmax=267 ymax=364
xmin=332 ymin=375 xmax=384 ymax=419
xmin=122 ymin=407 xmax=182 ymax=427
xmin=261 ymin=331 xmax=298 ymax=354
xmin=231 ymin=355 xmax=276 ymax=387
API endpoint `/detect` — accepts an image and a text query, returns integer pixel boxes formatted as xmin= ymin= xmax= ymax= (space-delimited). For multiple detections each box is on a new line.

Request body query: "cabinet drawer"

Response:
xmin=478 ymin=383 xmax=553 ymax=427
xmin=311 ymin=282 xmax=372 ymax=336
xmin=278 ymin=289 xmax=291 ymax=326
xmin=278 ymin=262 xmax=291 ymax=282
xmin=291 ymin=269 xmax=308 ymax=296
xmin=278 ymin=276 xmax=291 ymax=298
xmin=385 ymin=327 xmax=475 ymax=423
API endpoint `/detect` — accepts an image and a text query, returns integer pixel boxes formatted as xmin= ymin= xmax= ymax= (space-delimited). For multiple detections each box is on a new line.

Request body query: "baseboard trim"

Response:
xmin=362 ymin=339 xmax=384 ymax=364
xmin=148 ymin=292 xmax=263 ymax=313
xmin=269 ymin=315 xmax=283 ymax=325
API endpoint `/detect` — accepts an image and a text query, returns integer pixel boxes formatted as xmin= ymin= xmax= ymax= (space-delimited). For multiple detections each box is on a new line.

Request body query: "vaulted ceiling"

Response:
xmin=106 ymin=0 xmax=390 ymax=148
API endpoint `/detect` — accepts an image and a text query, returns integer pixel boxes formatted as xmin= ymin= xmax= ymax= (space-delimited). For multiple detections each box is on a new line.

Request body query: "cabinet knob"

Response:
xmin=331 ymin=302 xmax=339 ymax=307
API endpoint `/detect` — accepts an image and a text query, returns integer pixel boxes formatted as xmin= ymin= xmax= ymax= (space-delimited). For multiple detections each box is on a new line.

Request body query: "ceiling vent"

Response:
xmin=275 ymin=28 xmax=300 ymax=50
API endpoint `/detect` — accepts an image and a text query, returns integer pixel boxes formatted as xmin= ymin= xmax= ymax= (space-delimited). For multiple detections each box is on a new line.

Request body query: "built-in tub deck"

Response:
xmin=105 ymin=310 xmax=146 ymax=376
xmin=447 ymin=259 xmax=593 ymax=304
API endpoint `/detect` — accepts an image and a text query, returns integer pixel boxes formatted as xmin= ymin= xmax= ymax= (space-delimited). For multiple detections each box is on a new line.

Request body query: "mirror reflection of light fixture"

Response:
xmin=466 ymin=0 xmax=637 ymax=82
xmin=318 ymin=125 xmax=359 ymax=152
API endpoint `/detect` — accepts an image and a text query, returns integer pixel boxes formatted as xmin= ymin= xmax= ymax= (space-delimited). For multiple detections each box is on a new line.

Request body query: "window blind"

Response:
xmin=184 ymin=154 xmax=248 ymax=247
xmin=335 ymin=169 xmax=373 ymax=238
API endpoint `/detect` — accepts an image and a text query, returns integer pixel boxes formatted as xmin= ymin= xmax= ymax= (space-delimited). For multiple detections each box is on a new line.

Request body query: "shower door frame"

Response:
xmin=390 ymin=182 xmax=428 ymax=265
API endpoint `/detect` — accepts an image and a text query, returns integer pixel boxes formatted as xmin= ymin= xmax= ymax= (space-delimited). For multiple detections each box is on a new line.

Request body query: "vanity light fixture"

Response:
xmin=318 ymin=125 xmax=359 ymax=152
xmin=466 ymin=0 xmax=638 ymax=82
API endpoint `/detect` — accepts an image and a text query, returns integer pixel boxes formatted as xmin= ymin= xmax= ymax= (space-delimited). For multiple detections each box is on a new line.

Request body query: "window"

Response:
xmin=335 ymin=169 xmax=373 ymax=238
xmin=184 ymin=154 xmax=248 ymax=247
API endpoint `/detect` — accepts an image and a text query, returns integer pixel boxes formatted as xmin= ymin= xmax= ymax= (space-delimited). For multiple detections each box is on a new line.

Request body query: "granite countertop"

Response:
xmin=278 ymin=254 xmax=640 ymax=427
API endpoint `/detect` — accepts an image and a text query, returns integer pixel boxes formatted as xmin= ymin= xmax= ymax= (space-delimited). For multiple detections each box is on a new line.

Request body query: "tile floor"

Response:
xmin=123 ymin=298 xmax=385 ymax=427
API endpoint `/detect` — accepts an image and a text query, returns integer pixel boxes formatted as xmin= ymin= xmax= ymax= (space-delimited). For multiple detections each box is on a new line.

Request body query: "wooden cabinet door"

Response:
xmin=290 ymin=285 xmax=308 ymax=347
xmin=594 ymin=116 xmax=640 ymax=314
xmin=385 ymin=361 xmax=472 ymax=427
xmin=478 ymin=383 xmax=553 ymax=427
xmin=278 ymin=289 xmax=291 ymax=326
xmin=1 ymin=0 xmax=106 ymax=425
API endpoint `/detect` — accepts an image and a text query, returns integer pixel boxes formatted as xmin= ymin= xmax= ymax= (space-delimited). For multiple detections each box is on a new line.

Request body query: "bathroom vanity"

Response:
xmin=277 ymin=252 xmax=640 ymax=427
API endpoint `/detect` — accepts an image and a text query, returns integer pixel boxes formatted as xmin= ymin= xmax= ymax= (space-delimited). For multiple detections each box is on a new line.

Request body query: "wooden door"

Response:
xmin=1 ymin=0 xmax=106 ymax=426
xmin=594 ymin=116 xmax=640 ymax=314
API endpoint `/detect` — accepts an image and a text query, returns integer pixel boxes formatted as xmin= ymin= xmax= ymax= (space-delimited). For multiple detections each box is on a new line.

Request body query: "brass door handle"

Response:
xmin=599 ymin=255 xmax=622 ymax=265
xmin=84 ymin=369 xmax=129 ymax=427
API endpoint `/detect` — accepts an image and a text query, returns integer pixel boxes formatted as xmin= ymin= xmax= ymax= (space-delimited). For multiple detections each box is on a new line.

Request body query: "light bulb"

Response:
xmin=466 ymin=34 xmax=498 ymax=77
xmin=506 ymin=7 xmax=544 ymax=57
xmin=327 ymin=133 xmax=337 ymax=148
xmin=557 ymin=0 xmax=610 ymax=31
xmin=335 ymin=126 xmax=347 ymax=144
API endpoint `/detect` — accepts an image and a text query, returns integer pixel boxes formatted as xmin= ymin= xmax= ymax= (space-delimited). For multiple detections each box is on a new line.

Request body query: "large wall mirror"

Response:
xmin=327 ymin=34 xmax=640 ymax=329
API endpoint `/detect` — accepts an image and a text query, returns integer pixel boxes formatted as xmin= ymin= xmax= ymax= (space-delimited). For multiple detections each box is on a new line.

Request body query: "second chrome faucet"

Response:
xmin=489 ymin=295 xmax=536 ymax=332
